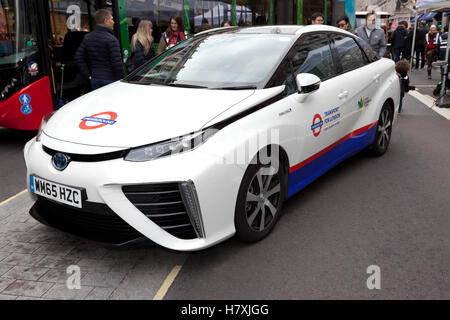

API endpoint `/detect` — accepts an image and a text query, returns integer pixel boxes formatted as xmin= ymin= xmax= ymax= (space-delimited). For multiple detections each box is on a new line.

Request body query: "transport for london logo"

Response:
xmin=79 ymin=111 xmax=118 ymax=130
xmin=311 ymin=114 xmax=323 ymax=137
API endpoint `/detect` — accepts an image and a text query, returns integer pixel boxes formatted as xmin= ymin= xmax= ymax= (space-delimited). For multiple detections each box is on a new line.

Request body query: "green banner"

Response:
xmin=117 ymin=0 xmax=130 ymax=71
xmin=184 ymin=0 xmax=191 ymax=34
xmin=297 ymin=0 xmax=303 ymax=25
xmin=232 ymin=0 xmax=237 ymax=26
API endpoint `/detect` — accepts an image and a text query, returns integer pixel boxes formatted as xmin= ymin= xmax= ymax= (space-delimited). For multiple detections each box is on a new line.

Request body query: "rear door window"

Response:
xmin=331 ymin=34 xmax=369 ymax=74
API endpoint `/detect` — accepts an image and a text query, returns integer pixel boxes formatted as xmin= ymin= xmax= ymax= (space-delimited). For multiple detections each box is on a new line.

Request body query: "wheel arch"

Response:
xmin=384 ymin=97 xmax=395 ymax=116
xmin=246 ymin=143 xmax=290 ymax=201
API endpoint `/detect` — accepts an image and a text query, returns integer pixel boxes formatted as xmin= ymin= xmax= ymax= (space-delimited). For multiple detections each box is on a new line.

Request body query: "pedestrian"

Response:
xmin=157 ymin=16 xmax=189 ymax=55
xmin=75 ymin=9 xmax=125 ymax=90
xmin=437 ymin=26 xmax=448 ymax=81
xmin=197 ymin=18 xmax=212 ymax=32
xmin=128 ymin=20 xmax=155 ymax=72
xmin=356 ymin=11 xmax=387 ymax=58
xmin=414 ymin=20 xmax=427 ymax=69
xmin=405 ymin=24 xmax=414 ymax=60
xmin=425 ymin=25 xmax=440 ymax=79
xmin=391 ymin=21 xmax=408 ymax=62
xmin=395 ymin=59 xmax=413 ymax=114
xmin=310 ymin=12 xmax=324 ymax=25
xmin=438 ymin=26 xmax=448 ymax=60
xmin=221 ymin=20 xmax=232 ymax=27
xmin=336 ymin=15 xmax=355 ymax=34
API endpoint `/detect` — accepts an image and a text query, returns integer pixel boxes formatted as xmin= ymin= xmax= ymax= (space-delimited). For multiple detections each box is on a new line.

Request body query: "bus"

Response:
xmin=1 ymin=0 xmax=354 ymax=131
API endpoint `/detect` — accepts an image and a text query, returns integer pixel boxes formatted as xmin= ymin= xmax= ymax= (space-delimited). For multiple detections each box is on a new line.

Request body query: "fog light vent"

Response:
xmin=180 ymin=181 xmax=205 ymax=238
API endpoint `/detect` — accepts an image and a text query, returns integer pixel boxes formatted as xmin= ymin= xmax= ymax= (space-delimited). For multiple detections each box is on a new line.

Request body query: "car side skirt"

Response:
xmin=287 ymin=122 xmax=377 ymax=198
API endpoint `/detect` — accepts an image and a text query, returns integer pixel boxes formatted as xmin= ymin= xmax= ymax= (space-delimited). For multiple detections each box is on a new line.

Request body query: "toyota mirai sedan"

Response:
xmin=24 ymin=25 xmax=400 ymax=251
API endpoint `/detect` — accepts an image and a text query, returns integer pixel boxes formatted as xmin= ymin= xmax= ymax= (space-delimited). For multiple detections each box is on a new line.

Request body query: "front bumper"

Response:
xmin=29 ymin=197 xmax=151 ymax=247
xmin=24 ymin=136 xmax=245 ymax=251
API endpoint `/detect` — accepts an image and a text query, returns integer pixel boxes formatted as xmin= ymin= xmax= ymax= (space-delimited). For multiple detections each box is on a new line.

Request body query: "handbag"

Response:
xmin=126 ymin=51 xmax=136 ymax=73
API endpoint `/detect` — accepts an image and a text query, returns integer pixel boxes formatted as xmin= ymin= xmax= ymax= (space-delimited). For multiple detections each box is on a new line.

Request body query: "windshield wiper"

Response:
xmin=212 ymin=85 xmax=257 ymax=90
xmin=167 ymin=83 xmax=209 ymax=89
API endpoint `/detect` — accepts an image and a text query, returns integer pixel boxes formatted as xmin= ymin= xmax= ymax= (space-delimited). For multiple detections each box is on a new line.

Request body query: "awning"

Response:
xmin=411 ymin=14 xmax=424 ymax=22
xmin=418 ymin=11 xmax=438 ymax=21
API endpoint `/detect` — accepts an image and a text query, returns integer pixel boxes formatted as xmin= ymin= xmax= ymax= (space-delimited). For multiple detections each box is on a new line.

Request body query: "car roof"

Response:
xmin=195 ymin=25 xmax=355 ymax=37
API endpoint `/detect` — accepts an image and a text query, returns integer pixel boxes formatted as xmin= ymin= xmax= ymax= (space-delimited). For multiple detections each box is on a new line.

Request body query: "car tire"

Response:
xmin=367 ymin=102 xmax=393 ymax=157
xmin=234 ymin=151 xmax=287 ymax=242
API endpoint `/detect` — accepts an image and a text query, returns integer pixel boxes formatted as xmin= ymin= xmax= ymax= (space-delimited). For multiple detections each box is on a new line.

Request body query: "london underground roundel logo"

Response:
xmin=79 ymin=111 xmax=118 ymax=130
xmin=311 ymin=113 xmax=323 ymax=137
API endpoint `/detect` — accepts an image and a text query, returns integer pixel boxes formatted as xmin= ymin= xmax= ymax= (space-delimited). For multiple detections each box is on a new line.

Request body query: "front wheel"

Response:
xmin=235 ymin=155 xmax=286 ymax=242
xmin=367 ymin=102 xmax=393 ymax=156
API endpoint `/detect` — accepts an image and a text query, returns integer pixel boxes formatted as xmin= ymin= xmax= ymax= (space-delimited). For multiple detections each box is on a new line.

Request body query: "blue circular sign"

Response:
xmin=52 ymin=153 xmax=70 ymax=171
xmin=21 ymin=104 xmax=32 ymax=115
xmin=19 ymin=93 xmax=31 ymax=105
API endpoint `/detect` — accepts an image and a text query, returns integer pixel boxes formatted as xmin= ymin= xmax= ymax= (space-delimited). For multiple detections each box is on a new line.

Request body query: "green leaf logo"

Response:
xmin=358 ymin=98 xmax=364 ymax=110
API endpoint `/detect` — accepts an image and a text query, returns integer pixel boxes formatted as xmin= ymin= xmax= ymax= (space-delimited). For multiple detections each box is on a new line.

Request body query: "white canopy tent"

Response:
xmin=416 ymin=0 xmax=450 ymax=9
xmin=411 ymin=0 xmax=450 ymax=105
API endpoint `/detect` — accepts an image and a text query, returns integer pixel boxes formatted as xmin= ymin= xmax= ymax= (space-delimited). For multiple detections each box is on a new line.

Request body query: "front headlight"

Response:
xmin=36 ymin=111 xmax=55 ymax=142
xmin=124 ymin=128 xmax=218 ymax=162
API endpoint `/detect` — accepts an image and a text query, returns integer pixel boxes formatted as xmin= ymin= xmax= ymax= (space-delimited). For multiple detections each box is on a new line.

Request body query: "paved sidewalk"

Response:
xmin=0 ymin=193 xmax=187 ymax=300
xmin=409 ymin=61 xmax=450 ymax=103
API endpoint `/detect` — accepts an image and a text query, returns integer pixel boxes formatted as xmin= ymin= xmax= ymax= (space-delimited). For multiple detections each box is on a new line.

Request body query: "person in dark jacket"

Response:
xmin=336 ymin=15 xmax=356 ymax=34
xmin=391 ymin=21 xmax=408 ymax=62
xmin=414 ymin=21 xmax=427 ymax=69
xmin=75 ymin=9 xmax=125 ymax=90
xmin=404 ymin=24 xmax=414 ymax=60
xmin=396 ymin=59 xmax=414 ymax=113
xmin=130 ymin=20 xmax=155 ymax=69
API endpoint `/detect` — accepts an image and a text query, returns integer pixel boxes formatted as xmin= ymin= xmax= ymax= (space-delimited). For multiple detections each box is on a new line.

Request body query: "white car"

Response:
xmin=24 ymin=25 xmax=400 ymax=251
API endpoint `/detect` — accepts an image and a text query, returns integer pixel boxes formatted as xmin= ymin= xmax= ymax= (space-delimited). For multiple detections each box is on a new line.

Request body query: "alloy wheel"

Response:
xmin=245 ymin=166 xmax=281 ymax=232
xmin=377 ymin=108 xmax=392 ymax=150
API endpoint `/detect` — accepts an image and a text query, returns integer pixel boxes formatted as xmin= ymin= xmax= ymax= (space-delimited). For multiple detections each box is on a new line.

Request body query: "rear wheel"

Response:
xmin=368 ymin=102 xmax=393 ymax=156
xmin=235 ymin=153 xmax=286 ymax=242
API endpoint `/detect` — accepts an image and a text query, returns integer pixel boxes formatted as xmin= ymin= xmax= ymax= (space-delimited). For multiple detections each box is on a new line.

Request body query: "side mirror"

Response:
xmin=295 ymin=73 xmax=321 ymax=102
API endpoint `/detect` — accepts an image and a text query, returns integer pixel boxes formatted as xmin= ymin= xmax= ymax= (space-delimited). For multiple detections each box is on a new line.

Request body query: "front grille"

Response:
xmin=42 ymin=145 xmax=129 ymax=162
xmin=122 ymin=183 xmax=198 ymax=240
xmin=30 ymin=197 xmax=146 ymax=245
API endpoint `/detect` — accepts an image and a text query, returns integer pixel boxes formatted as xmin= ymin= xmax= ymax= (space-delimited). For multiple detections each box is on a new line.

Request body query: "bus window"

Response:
xmin=0 ymin=0 xmax=38 ymax=66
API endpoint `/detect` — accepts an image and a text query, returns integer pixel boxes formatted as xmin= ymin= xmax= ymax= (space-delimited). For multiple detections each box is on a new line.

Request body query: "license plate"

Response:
xmin=30 ymin=175 xmax=83 ymax=208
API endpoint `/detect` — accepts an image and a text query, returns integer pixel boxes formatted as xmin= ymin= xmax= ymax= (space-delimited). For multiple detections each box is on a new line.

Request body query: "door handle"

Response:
xmin=338 ymin=90 xmax=349 ymax=100
xmin=373 ymin=74 xmax=381 ymax=82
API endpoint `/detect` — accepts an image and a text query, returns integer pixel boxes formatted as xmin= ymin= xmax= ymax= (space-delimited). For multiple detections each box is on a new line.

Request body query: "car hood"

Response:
xmin=43 ymin=81 xmax=256 ymax=148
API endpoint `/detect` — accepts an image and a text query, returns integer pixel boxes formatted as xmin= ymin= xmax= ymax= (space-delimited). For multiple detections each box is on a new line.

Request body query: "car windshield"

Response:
xmin=125 ymin=32 xmax=295 ymax=89
xmin=0 ymin=0 xmax=38 ymax=65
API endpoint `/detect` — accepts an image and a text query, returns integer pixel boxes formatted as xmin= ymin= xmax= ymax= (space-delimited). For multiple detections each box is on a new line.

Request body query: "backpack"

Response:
xmin=126 ymin=51 xmax=136 ymax=73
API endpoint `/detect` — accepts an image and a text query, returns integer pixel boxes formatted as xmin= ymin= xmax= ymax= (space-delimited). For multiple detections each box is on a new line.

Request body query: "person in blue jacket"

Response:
xmin=75 ymin=9 xmax=125 ymax=90
xmin=130 ymin=20 xmax=155 ymax=69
